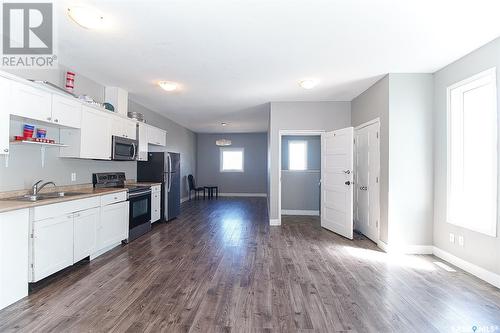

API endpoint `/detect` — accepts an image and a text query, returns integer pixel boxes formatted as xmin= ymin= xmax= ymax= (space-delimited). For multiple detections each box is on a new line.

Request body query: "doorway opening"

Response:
xmin=280 ymin=134 xmax=321 ymax=217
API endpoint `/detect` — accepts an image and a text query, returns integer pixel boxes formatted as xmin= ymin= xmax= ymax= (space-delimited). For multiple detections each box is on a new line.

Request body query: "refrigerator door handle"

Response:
xmin=167 ymin=154 xmax=172 ymax=193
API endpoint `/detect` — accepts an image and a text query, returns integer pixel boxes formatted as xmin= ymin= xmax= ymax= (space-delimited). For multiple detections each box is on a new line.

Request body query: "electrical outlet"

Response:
xmin=458 ymin=235 xmax=464 ymax=247
xmin=71 ymin=172 xmax=76 ymax=182
xmin=449 ymin=233 xmax=455 ymax=243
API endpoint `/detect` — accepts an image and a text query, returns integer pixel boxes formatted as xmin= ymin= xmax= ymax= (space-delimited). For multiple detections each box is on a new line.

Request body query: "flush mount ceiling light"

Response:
xmin=215 ymin=139 xmax=232 ymax=146
xmin=67 ymin=6 xmax=106 ymax=29
xmin=221 ymin=122 xmax=227 ymax=127
xmin=299 ymin=79 xmax=318 ymax=90
xmin=158 ymin=81 xmax=179 ymax=92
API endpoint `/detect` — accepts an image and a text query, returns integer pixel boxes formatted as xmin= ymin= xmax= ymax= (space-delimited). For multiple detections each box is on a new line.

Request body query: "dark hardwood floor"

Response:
xmin=0 ymin=197 xmax=499 ymax=332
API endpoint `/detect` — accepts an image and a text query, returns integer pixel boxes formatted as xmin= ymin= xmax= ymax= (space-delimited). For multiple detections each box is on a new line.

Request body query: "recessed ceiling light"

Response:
xmin=158 ymin=81 xmax=179 ymax=92
xmin=299 ymin=79 xmax=318 ymax=89
xmin=67 ymin=6 xmax=106 ymax=30
xmin=221 ymin=122 xmax=227 ymax=127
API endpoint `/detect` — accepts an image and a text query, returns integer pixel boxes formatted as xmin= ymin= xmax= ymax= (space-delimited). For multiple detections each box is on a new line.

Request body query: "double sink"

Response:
xmin=5 ymin=191 xmax=88 ymax=202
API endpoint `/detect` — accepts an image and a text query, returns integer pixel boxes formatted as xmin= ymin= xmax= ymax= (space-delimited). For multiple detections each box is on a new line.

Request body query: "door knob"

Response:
xmin=345 ymin=181 xmax=352 ymax=185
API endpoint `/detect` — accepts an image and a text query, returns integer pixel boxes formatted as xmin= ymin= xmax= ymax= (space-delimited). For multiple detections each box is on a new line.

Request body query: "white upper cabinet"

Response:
xmin=51 ymin=94 xmax=82 ymax=128
xmin=60 ymin=106 xmax=112 ymax=160
xmin=111 ymin=117 xmax=137 ymax=140
xmin=10 ymin=81 xmax=52 ymax=122
xmin=147 ymin=125 xmax=167 ymax=146
xmin=0 ymin=76 xmax=11 ymax=155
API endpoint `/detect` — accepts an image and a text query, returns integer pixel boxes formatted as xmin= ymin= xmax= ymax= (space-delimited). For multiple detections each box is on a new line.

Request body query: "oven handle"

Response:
xmin=128 ymin=189 xmax=152 ymax=199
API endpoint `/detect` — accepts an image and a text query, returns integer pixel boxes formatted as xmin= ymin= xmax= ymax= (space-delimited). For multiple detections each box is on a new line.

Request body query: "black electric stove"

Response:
xmin=93 ymin=172 xmax=152 ymax=241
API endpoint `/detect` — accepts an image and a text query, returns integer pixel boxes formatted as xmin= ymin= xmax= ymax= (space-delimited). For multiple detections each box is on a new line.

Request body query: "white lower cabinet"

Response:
xmin=0 ymin=209 xmax=29 ymax=310
xmin=96 ymin=201 xmax=129 ymax=254
xmin=32 ymin=214 xmax=74 ymax=282
xmin=151 ymin=185 xmax=161 ymax=223
xmin=73 ymin=207 xmax=99 ymax=263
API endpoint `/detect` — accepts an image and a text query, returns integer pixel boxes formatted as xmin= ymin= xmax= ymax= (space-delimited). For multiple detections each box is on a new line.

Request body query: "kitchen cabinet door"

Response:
xmin=80 ymin=107 xmax=112 ymax=160
xmin=51 ymin=94 xmax=82 ymax=128
xmin=97 ymin=201 xmax=128 ymax=252
xmin=147 ymin=125 xmax=166 ymax=146
xmin=10 ymin=81 xmax=52 ymax=122
xmin=151 ymin=190 xmax=161 ymax=223
xmin=137 ymin=122 xmax=148 ymax=161
xmin=0 ymin=77 xmax=11 ymax=155
xmin=32 ymin=214 xmax=74 ymax=282
xmin=73 ymin=207 xmax=99 ymax=263
xmin=0 ymin=209 xmax=29 ymax=310
xmin=111 ymin=118 xmax=136 ymax=140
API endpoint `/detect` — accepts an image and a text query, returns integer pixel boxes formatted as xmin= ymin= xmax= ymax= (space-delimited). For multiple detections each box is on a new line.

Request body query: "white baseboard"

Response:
xmin=377 ymin=241 xmax=433 ymax=255
xmin=219 ymin=193 xmax=267 ymax=197
xmin=433 ymin=246 xmax=500 ymax=289
xmin=281 ymin=209 xmax=319 ymax=216
xmin=269 ymin=219 xmax=281 ymax=226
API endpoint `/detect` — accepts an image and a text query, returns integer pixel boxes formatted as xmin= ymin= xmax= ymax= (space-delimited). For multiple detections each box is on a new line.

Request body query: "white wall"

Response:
xmin=268 ymin=102 xmax=351 ymax=222
xmin=433 ymin=37 xmax=500 ymax=275
xmin=388 ymin=74 xmax=434 ymax=247
xmin=351 ymin=76 xmax=390 ymax=242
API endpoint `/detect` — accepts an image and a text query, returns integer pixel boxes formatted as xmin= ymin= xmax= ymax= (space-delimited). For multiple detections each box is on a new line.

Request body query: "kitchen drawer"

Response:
xmin=33 ymin=197 xmax=100 ymax=221
xmin=100 ymin=191 xmax=127 ymax=206
xmin=151 ymin=185 xmax=161 ymax=193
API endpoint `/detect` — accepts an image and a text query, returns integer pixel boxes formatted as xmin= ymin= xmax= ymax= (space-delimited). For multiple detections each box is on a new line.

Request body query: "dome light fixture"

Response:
xmin=215 ymin=139 xmax=232 ymax=146
xmin=158 ymin=81 xmax=179 ymax=92
xmin=67 ymin=6 xmax=106 ymax=30
xmin=221 ymin=122 xmax=227 ymax=127
xmin=299 ymin=79 xmax=318 ymax=90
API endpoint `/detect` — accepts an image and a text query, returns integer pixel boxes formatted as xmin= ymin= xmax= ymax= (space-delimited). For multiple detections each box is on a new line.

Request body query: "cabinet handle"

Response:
xmin=3 ymin=148 xmax=8 ymax=152
xmin=54 ymin=119 xmax=59 ymax=123
xmin=47 ymin=117 xmax=52 ymax=121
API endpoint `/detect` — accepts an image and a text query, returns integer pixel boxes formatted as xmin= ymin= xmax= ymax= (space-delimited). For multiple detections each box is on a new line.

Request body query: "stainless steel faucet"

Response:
xmin=31 ymin=180 xmax=56 ymax=195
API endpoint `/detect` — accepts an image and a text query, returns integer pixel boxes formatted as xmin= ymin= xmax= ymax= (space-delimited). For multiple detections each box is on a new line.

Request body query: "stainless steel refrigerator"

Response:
xmin=137 ymin=152 xmax=180 ymax=221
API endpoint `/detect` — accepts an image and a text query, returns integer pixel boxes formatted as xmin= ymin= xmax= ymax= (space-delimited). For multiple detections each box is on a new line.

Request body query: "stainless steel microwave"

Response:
xmin=112 ymin=136 xmax=138 ymax=161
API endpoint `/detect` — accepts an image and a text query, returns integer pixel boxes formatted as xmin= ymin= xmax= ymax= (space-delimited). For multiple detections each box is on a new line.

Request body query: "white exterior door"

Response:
xmin=321 ymin=127 xmax=354 ymax=239
xmin=354 ymin=122 xmax=380 ymax=243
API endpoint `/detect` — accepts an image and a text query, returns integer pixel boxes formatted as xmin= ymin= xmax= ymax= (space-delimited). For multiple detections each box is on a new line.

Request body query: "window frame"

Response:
xmin=288 ymin=140 xmax=308 ymax=171
xmin=220 ymin=147 xmax=245 ymax=173
xmin=446 ymin=67 xmax=498 ymax=237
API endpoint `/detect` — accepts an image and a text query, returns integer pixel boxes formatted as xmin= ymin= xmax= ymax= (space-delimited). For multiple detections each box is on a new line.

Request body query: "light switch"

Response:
xmin=458 ymin=235 xmax=464 ymax=247
xmin=449 ymin=233 xmax=455 ymax=243
xmin=71 ymin=172 xmax=76 ymax=182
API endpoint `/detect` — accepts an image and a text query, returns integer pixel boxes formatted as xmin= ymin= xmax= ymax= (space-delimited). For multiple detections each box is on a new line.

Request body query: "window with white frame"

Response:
xmin=220 ymin=148 xmax=244 ymax=172
xmin=288 ymin=140 xmax=308 ymax=171
xmin=447 ymin=68 xmax=498 ymax=236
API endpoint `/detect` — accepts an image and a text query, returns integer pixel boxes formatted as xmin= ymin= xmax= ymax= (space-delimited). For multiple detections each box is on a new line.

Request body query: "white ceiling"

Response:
xmin=56 ymin=0 xmax=500 ymax=133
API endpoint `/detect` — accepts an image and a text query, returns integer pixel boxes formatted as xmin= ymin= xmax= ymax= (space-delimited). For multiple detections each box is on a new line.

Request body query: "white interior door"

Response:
xmin=321 ymin=127 xmax=354 ymax=239
xmin=354 ymin=122 xmax=380 ymax=243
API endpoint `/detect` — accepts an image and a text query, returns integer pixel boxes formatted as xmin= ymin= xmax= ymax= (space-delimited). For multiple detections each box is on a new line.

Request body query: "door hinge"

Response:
xmin=376 ymin=177 xmax=379 ymax=183
xmin=376 ymin=220 xmax=379 ymax=227
xmin=30 ymin=233 xmax=34 ymax=239
xmin=376 ymin=132 xmax=379 ymax=139
xmin=353 ymin=138 xmax=356 ymax=144
xmin=30 ymin=263 xmax=34 ymax=268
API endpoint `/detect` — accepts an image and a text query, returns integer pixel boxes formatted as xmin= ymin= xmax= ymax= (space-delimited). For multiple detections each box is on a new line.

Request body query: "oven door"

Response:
xmin=112 ymin=136 xmax=138 ymax=161
xmin=128 ymin=190 xmax=151 ymax=230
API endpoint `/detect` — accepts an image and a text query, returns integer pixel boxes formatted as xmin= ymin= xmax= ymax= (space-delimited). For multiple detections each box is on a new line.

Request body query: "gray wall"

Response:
xmin=196 ymin=133 xmax=267 ymax=194
xmin=129 ymin=101 xmax=197 ymax=199
xmin=281 ymin=135 xmax=320 ymax=212
xmin=269 ymin=102 xmax=351 ymax=221
xmin=0 ymin=68 xmax=197 ymax=198
xmin=351 ymin=76 xmax=390 ymax=242
xmin=433 ymin=37 xmax=500 ymax=275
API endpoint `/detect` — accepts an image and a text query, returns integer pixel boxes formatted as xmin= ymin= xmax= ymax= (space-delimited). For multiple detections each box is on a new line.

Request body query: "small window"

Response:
xmin=220 ymin=148 xmax=244 ymax=172
xmin=447 ymin=68 xmax=498 ymax=236
xmin=289 ymin=140 xmax=307 ymax=171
